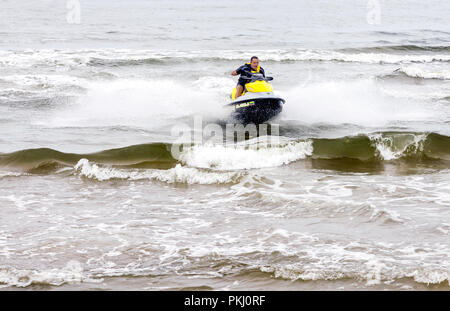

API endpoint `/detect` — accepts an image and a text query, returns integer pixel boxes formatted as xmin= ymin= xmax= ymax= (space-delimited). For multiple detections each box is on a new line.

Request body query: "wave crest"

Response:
xmin=74 ymin=159 xmax=244 ymax=184
xmin=179 ymin=139 xmax=314 ymax=170
xmin=396 ymin=66 xmax=450 ymax=80
xmin=1 ymin=48 xmax=449 ymax=70
xmin=1 ymin=132 xmax=449 ymax=176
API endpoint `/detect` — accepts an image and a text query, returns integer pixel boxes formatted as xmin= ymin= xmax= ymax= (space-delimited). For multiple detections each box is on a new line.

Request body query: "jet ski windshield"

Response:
xmin=241 ymin=73 xmax=274 ymax=83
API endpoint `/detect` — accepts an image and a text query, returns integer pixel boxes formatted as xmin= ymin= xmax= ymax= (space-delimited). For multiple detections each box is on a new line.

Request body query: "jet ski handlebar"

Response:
xmin=240 ymin=74 xmax=274 ymax=82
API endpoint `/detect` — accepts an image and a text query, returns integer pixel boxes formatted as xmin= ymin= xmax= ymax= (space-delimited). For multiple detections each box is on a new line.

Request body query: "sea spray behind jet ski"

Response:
xmin=225 ymin=73 xmax=285 ymax=124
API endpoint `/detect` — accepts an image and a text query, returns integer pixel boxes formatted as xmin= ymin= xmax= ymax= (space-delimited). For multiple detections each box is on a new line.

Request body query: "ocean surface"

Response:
xmin=0 ymin=0 xmax=450 ymax=290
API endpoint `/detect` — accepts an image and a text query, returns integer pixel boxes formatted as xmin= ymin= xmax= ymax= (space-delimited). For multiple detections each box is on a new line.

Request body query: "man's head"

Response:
xmin=250 ymin=56 xmax=259 ymax=71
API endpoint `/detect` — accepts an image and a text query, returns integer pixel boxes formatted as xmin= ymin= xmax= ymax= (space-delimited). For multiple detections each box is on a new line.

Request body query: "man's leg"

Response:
xmin=236 ymin=85 xmax=244 ymax=98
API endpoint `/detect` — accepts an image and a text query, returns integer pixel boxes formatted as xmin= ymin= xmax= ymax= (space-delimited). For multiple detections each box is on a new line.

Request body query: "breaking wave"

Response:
xmin=179 ymin=139 xmax=313 ymax=170
xmin=0 ymin=143 xmax=177 ymax=173
xmin=0 ymin=132 xmax=449 ymax=177
xmin=74 ymin=159 xmax=244 ymax=184
xmin=394 ymin=66 xmax=450 ymax=80
xmin=0 ymin=261 xmax=98 ymax=288
xmin=1 ymin=48 xmax=449 ymax=70
xmin=339 ymin=45 xmax=450 ymax=53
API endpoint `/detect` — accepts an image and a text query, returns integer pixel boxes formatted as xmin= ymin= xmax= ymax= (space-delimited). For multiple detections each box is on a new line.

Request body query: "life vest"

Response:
xmin=246 ymin=62 xmax=260 ymax=73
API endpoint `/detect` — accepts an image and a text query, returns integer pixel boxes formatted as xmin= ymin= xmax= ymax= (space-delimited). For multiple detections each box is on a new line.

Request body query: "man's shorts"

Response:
xmin=237 ymin=78 xmax=247 ymax=88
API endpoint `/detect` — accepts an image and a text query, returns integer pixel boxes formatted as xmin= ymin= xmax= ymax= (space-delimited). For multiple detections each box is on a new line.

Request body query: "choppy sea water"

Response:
xmin=0 ymin=0 xmax=449 ymax=290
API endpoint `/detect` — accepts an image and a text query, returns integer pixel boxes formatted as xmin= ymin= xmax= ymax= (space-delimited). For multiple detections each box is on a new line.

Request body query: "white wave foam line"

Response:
xmin=140 ymin=49 xmax=450 ymax=64
xmin=250 ymin=232 xmax=450 ymax=286
xmin=156 ymin=227 xmax=450 ymax=286
xmin=0 ymin=261 xmax=100 ymax=288
xmin=0 ymin=49 xmax=92 ymax=68
xmin=179 ymin=140 xmax=313 ymax=170
xmin=398 ymin=66 xmax=450 ymax=80
xmin=0 ymin=171 xmax=24 ymax=178
xmin=1 ymin=49 xmax=449 ymax=68
xmin=259 ymin=256 xmax=450 ymax=286
xmin=369 ymin=133 xmax=427 ymax=160
xmin=0 ymin=74 xmax=89 ymax=89
xmin=320 ymin=52 xmax=450 ymax=64
xmin=74 ymin=159 xmax=243 ymax=184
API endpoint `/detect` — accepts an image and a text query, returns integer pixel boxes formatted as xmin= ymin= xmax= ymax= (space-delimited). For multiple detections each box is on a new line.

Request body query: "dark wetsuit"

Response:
xmin=236 ymin=63 xmax=265 ymax=88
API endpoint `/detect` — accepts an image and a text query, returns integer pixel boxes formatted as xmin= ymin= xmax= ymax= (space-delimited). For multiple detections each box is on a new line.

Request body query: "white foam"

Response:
xmin=319 ymin=51 xmax=450 ymax=64
xmin=0 ymin=171 xmax=24 ymax=178
xmin=411 ymin=269 xmax=450 ymax=285
xmin=0 ymin=261 xmax=100 ymax=288
xmin=369 ymin=133 xmax=427 ymax=160
xmin=255 ymin=237 xmax=450 ymax=286
xmin=179 ymin=139 xmax=313 ymax=170
xmin=44 ymin=77 xmax=231 ymax=128
xmin=281 ymin=78 xmax=437 ymax=125
xmin=74 ymin=159 xmax=243 ymax=184
xmin=399 ymin=66 xmax=450 ymax=80
xmin=1 ymin=49 xmax=449 ymax=68
xmin=0 ymin=74 xmax=89 ymax=89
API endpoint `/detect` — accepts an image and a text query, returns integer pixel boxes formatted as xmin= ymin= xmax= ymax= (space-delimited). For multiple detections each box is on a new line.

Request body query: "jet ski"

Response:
xmin=226 ymin=73 xmax=285 ymax=124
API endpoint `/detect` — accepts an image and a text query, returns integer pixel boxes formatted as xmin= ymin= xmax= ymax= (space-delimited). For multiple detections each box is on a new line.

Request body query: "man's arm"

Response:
xmin=232 ymin=65 xmax=245 ymax=76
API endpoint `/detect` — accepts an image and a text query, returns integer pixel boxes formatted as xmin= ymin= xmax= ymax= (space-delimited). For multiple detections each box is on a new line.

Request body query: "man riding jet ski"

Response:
xmin=232 ymin=56 xmax=266 ymax=99
xmin=228 ymin=56 xmax=285 ymax=124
